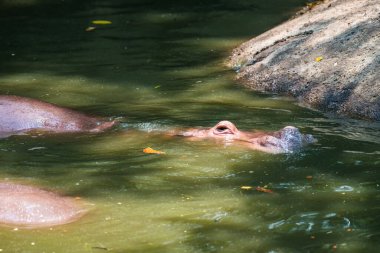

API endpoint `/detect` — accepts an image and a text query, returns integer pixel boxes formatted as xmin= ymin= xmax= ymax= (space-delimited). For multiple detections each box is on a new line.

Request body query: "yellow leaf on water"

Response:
xmin=315 ymin=56 xmax=323 ymax=62
xmin=143 ymin=147 xmax=165 ymax=154
xmin=240 ymin=186 xmax=253 ymax=190
xmin=92 ymin=20 xmax=112 ymax=25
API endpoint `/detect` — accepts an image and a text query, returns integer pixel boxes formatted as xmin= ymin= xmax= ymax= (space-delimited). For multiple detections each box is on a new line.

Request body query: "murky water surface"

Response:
xmin=0 ymin=1 xmax=379 ymax=252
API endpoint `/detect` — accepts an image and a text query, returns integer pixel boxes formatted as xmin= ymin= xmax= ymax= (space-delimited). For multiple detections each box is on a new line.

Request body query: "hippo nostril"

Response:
xmin=216 ymin=126 xmax=228 ymax=132
xmin=214 ymin=125 xmax=234 ymax=135
xmin=213 ymin=121 xmax=238 ymax=136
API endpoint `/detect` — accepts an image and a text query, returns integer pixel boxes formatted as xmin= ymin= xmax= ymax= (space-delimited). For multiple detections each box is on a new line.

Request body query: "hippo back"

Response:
xmin=0 ymin=95 xmax=115 ymax=135
xmin=0 ymin=182 xmax=85 ymax=228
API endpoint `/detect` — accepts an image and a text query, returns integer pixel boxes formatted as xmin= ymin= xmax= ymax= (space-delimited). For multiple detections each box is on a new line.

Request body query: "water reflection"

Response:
xmin=334 ymin=185 xmax=354 ymax=193
xmin=0 ymin=0 xmax=380 ymax=253
xmin=268 ymin=212 xmax=352 ymax=233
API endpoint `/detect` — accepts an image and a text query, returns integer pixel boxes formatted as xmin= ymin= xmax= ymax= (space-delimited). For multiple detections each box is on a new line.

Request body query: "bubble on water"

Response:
xmin=138 ymin=122 xmax=162 ymax=132
xmin=292 ymin=221 xmax=314 ymax=232
xmin=300 ymin=212 xmax=319 ymax=218
xmin=334 ymin=185 xmax=354 ymax=192
xmin=276 ymin=182 xmax=297 ymax=189
xmin=120 ymin=122 xmax=129 ymax=129
xmin=268 ymin=219 xmax=286 ymax=230
xmin=324 ymin=213 xmax=337 ymax=218
xmin=271 ymin=182 xmax=311 ymax=192
xmin=202 ymin=211 xmax=228 ymax=222
xmin=268 ymin=212 xmax=352 ymax=233
xmin=130 ymin=122 xmax=170 ymax=132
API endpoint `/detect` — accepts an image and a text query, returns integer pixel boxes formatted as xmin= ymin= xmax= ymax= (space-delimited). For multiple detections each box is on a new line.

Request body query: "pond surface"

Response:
xmin=1 ymin=0 xmax=380 ymax=252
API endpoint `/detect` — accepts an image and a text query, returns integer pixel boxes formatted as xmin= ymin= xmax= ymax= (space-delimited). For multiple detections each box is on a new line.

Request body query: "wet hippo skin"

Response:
xmin=175 ymin=120 xmax=315 ymax=154
xmin=0 ymin=182 xmax=86 ymax=228
xmin=0 ymin=95 xmax=116 ymax=138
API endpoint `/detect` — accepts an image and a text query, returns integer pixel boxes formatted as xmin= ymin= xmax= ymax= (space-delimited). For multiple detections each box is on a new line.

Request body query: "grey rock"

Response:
xmin=227 ymin=0 xmax=380 ymax=121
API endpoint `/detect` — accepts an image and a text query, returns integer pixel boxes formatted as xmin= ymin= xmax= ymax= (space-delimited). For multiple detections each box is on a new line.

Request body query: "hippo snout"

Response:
xmin=304 ymin=134 xmax=317 ymax=144
xmin=279 ymin=126 xmax=316 ymax=152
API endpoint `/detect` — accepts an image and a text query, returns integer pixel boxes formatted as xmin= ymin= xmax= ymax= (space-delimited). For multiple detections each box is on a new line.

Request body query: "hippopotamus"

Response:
xmin=174 ymin=120 xmax=315 ymax=154
xmin=0 ymin=95 xmax=116 ymax=138
xmin=0 ymin=182 xmax=86 ymax=228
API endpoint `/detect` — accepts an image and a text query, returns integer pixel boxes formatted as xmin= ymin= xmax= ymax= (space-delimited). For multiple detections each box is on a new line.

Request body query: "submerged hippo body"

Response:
xmin=0 ymin=95 xmax=116 ymax=138
xmin=177 ymin=121 xmax=315 ymax=154
xmin=0 ymin=182 xmax=85 ymax=228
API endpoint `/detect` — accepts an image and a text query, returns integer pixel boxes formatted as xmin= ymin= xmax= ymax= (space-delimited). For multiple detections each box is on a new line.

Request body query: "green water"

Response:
xmin=0 ymin=0 xmax=379 ymax=252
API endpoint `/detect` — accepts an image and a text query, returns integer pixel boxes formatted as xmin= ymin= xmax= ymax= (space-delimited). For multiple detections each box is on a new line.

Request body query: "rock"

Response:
xmin=227 ymin=0 xmax=380 ymax=121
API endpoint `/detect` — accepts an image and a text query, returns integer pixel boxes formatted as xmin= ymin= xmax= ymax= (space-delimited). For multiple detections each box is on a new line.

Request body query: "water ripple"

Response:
xmin=268 ymin=212 xmax=352 ymax=233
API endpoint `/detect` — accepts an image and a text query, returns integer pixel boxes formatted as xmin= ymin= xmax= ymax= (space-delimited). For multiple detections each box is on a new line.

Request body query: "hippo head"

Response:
xmin=252 ymin=126 xmax=316 ymax=153
xmin=177 ymin=121 xmax=315 ymax=154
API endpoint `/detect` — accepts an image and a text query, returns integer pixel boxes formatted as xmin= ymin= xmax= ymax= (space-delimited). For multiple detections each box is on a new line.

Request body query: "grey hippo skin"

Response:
xmin=0 ymin=182 xmax=86 ymax=228
xmin=0 ymin=95 xmax=116 ymax=138
xmin=176 ymin=120 xmax=315 ymax=154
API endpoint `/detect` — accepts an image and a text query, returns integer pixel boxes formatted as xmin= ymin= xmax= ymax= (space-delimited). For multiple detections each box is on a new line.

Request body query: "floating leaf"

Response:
xmin=241 ymin=186 xmax=253 ymax=190
xmin=154 ymin=85 xmax=161 ymax=89
xmin=92 ymin=20 xmax=112 ymax=25
xmin=315 ymin=56 xmax=323 ymax=62
xmin=256 ymin=186 xmax=274 ymax=193
xmin=143 ymin=147 xmax=165 ymax=154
